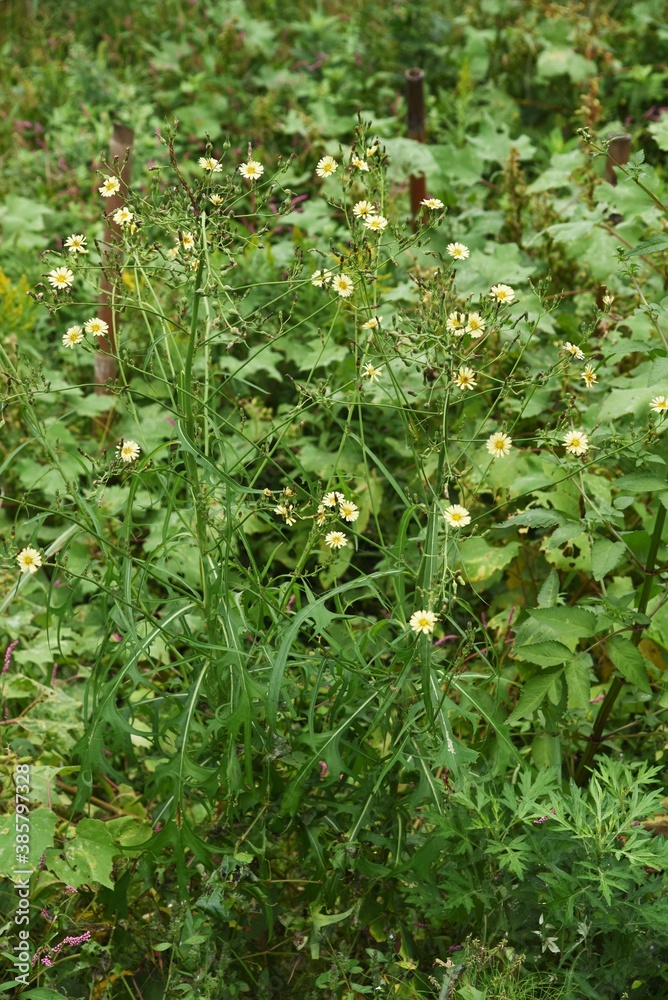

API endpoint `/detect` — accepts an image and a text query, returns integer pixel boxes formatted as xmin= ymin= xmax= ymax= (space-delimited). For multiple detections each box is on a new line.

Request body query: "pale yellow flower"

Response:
xmin=490 ymin=283 xmax=515 ymax=304
xmin=580 ymin=364 xmax=598 ymax=388
xmin=409 ymin=609 xmax=438 ymax=635
xmin=62 ymin=325 xmax=84 ymax=348
xmin=84 ymin=317 xmax=109 ymax=338
xmin=17 ymin=547 xmax=42 ymax=574
xmin=363 ymin=214 xmax=388 ymax=233
xmin=361 ymin=316 xmax=381 ymax=330
xmin=447 ymin=242 xmax=469 ymax=260
xmin=315 ymin=504 xmax=327 ymax=526
xmin=323 ymin=491 xmax=344 ymax=508
xmin=199 ymin=156 xmax=221 ymax=172
xmin=650 ymin=396 xmax=668 ymax=414
xmin=486 ymin=432 xmax=512 ymax=459
xmin=339 ymin=499 xmax=359 ymax=522
xmin=421 ymin=197 xmax=444 ymax=210
xmin=332 ymin=273 xmax=354 ymax=298
xmin=454 ymin=367 xmax=477 ymax=391
xmin=239 ymin=160 xmax=264 ymax=181
xmin=444 ymin=504 xmax=471 ymax=528
xmin=47 ymin=267 xmax=74 ymax=290
xmin=98 ymin=176 xmax=120 ymax=197
xmin=311 ymin=269 xmax=333 ymax=287
xmin=113 ymin=206 xmax=134 ymax=226
xmin=352 ymin=199 xmax=374 ymax=218
xmin=117 ymin=440 xmax=141 ymax=463
xmin=465 ymin=312 xmax=486 ymax=338
xmin=362 ymin=362 xmax=383 ymax=383
xmin=64 ymin=234 xmax=87 ymax=254
xmin=325 ymin=530 xmax=347 ymax=549
xmin=209 ymin=193 xmax=224 ymax=206
xmin=315 ymin=155 xmax=338 ymax=179
xmin=351 ymin=157 xmax=369 ymax=171
xmin=563 ymin=429 xmax=589 ymax=456
xmin=564 ymin=342 xmax=585 ymax=361
xmin=446 ymin=311 xmax=466 ymax=336
xmin=180 ymin=231 xmax=196 ymax=251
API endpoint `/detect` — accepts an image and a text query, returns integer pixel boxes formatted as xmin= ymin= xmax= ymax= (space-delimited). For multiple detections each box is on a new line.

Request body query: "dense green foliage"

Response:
xmin=2 ymin=2 xmax=668 ymax=998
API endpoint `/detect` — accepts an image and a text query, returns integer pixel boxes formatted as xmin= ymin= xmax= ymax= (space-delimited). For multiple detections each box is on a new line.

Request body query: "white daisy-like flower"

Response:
xmin=446 ymin=311 xmax=466 ymax=336
xmin=239 ymin=159 xmax=264 ymax=181
xmin=352 ymin=200 xmax=375 ymax=218
xmin=602 ymin=292 xmax=614 ymax=307
xmin=180 ymin=231 xmax=196 ymax=251
xmin=580 ymin=364 xmax=598 ymax=388
xmin=311 ymin=269 xmax=333 ymax=287
xmin=563 ymin=429 xmax=589 ymax=456
xmin=323 ymin=491 xmax=344 ymax=508
xmin=17 ymin=546 xmax=43 ymax=574
xmin=315 ymin=155 xmax=338 ymax=179
xmin=113 ymin=206 xmax=134 ymax=226
xmin=274 ymin=503 xmax=296 ymax=525
xmin=117 ymin=440 xmax=141 ymax=463
xmin=62 ymin=325 xmax=84 ymax=348
xmin=447 ymin=242 xmax=469 ymax=260
xmin=563 ymin=341 xmax=585 ymax=360
xmin=444 ymin=504 xmax=471 ymax=528
xmin=486 ymin=432 xmax=512 ymax=459
xmin=351 ymin=157 xmax=369 ymax=172
xmin=315 ymin=504 xmax=327 ymax=526
xmin=84 ymin=317 xmax=109 ymax=338
xmin=332 ymin=273 xmax=354 ymax=298
xmin=650 ymin=396 xmax=668 ymax=414
xmin=454 ymin=367 xmax=477 ymax=391
xmin=362 ymin=362 xmax=383 ymax=383
xmin=363 ymin=214 xmax=388 ymax=233
xmin=98 ymin=176 xmax=120 ymax=197
xmin=64 ymin=234 xmax=88 ymax=254
xmin=409 ymin=609 xmax=438 ymax=635
xmin=339 ymin=499 xmax=359 ymax=522
xmin=366 ymin=144 xmax=379 ymax=156
xmin=199 ymin=156 xmax=222 ymax=172
xmin=465 ymin=312 xmax=486 ymax=338
xmin=325 ymin=530 xmax=348 ymax=549
xmin=209 ymin=193 xmax=224 ymax=206
xmin=490 ymin=283 xmax=515 ymax=304
xmin=47 ymin=267 xmax=74 ymax=290
xmin=421 ymin=197 xmax=444 ymax=210
xmin=166 ymin=246 xmax=179 ymax=260
xmin=361 ymin=315 xmax=382 ymax=330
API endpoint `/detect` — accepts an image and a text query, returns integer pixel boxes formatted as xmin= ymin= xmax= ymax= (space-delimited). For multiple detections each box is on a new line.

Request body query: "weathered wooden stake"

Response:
xmin=95 ymin=123 xmax=134 ymax=404
xmin=604 ymin=132 xmax=631 ymax=186
xmin=405 ymin=67 xmax=426 ymax=227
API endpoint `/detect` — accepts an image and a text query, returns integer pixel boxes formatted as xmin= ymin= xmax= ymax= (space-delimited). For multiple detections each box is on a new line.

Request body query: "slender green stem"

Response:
xmin=575 ymin=502 xmax=666 ymax=784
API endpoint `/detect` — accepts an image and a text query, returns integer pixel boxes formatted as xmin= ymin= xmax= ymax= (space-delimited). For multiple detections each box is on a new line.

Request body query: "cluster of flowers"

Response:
xmin=62 ymin=312 xmax=109 ymax=349
xmin=270 ymin=487 xmax=360 ymax=550
xmin=32 ymin=930 xmax=91 ymax=968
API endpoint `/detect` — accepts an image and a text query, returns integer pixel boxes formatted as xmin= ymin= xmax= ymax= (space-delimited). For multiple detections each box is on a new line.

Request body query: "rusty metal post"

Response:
xmin=95 ymin=123 xmax=134 ymax=400
xmin=405 ymin=68 xmax=426 ymax=227
xmin=604 ymin=133 xmax=631 ymax=186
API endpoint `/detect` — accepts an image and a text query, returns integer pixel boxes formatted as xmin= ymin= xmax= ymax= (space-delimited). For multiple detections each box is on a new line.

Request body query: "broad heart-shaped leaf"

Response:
xmin=527 ymin=606 xmax=597 ymax=640
xmin=509 ymin=670 xmax=563 ymax=723
xmin=607 ymin=636 xmax=652 ymax=693
xmin=624 ymin=233 xmax=668 ymax=257
xmin=616 ymin=472 xmax=668 ymax=493
xmin=0 ymin=807 xmax=57 ymax=879
xmin=591 ymin=539 xmax=626 ymax=581
xmin=537 ymin=569 xmax=560 ymax=608
xmin=456 ymin=536 xmax=519 ymax=583
xmin=45 ymin=818 xmax=118 ymax=889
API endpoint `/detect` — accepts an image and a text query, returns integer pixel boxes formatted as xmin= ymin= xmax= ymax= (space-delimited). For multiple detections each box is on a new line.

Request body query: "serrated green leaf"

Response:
xmin=625 ymin=233 xmax=668 ymax=257
xmin=648 ymin=356 xmax=668 ymax=387
xmin=616 ymin=473 xmax=668 ymax=493
xmin=509 ymin=670 xmax=563 ymax=723
xmin=565 ymin=654 xmax=592 ymax=709
xmin=45 ymin=818 xmax=119 ymax=889
xmin=514 ymin=640 xmax=574 ymax=666
xmin=607 ymin=636 xmax=651 ymax=693
xmin=591 ymin=539 xmax=626 ymax=581
xmin=527 ymin=606 xmax=597 ymax=640
xmin=0 ymin=807 xmax=57 ymax=878
xmin=537 ymin=569 xmax=560 ymax=608
xmin=503 ymin=509 xmax=565 ymax=528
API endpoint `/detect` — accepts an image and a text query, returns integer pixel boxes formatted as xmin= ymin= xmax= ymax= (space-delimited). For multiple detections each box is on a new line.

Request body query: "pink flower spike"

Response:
xmin=2 ymin=640 xmax=19 ymax=676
